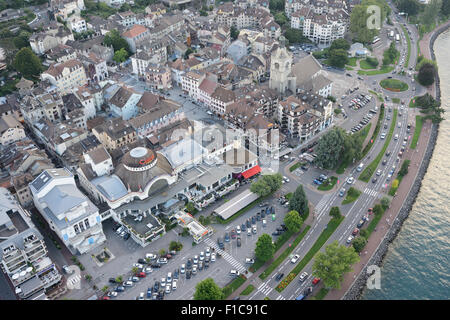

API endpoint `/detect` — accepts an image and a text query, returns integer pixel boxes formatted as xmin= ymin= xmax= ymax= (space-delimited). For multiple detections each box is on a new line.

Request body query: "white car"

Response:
xmin=108 ymin=291 xmax=118 ymax=298
xmin=133 ymin=263 xmax=143 ymax=269
xmin=252 ymin=226 xmax=257 ymax=234
xmin=165 ymin=284 xmax=171 ymax=294
xmin=376 ymin=169 xmax=382 ymax=176
xmin=380 ymin=132 xmax=386 ymax=139
xmin=236 ymin=225 xmax=241 ymax=234
xmin=144 ymin=267 xmax=153 ymax=274
xmin=161 ymin=277 xmax=166 ymax=287
xmin=167 ymin=272 xmax=172 ymax=283
xmin=346 ymin=177 xmax=355 ymax=185
xmin=180 ymin=264 xmax=186 ymax=274
xmin=299 ymin=272 xmax=308 ymax=282
xmin=199 ymin=252 xmax=205 ymax=261
xmin=245 ymin=258 xmax=255 ymax=264
xmin=137 ymin=292 xmax=145 ymax=300
xmin=145 ymin=253 xmax=157 ymax=260
xmin=193 ymin=255 xmax=199 ymax=264
xmin=211 ymin=253 xmax=216 ymax=262
xmin=172 ymin=279 xmax=178 ymax=290
xmin=124 ymin=281 xmax=133 ymax=287
xmin=291 ymin=254 xmax=300 ymax=264
xmin=205 ymin=247 xmax=211 ymax=257
xmin=192 ymin=266 xmax=197 ymax=274
xmin=230 ymin=269 xmax=240 ymax=277
xmin=347 ymin=235 xmax=354 ymax=244
xmin=157 ymin=258 xmax=168 ymax=264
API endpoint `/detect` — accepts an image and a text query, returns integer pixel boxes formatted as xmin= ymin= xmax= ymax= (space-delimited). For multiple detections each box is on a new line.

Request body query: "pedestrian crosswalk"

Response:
xmin=204 ymin=238 xmax=246 ymax=273
xmin=315 ymin=193 xmax=332 ymax=214
xmin=363 ymin=188 xmax=378 ymax=197
xmin=256 ymin=282 xmax=273 ymax=296
xmin=275 ymin=295 xmax=286 ymax=300
xmin=66 ymin=274 xmax=81 ymax=288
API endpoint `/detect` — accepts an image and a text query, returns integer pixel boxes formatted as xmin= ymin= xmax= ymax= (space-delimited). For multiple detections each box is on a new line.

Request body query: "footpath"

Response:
xmin=227 ymin=212 xmax=315 ymax=300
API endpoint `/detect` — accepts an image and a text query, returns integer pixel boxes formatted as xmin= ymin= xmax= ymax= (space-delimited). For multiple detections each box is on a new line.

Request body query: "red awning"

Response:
xmin=242 ymin=165 xmax=261 ymax=179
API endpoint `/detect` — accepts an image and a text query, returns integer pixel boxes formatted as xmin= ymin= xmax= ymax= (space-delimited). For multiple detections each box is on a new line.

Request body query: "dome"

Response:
xmin=122 ymin=147 xmax=157 ymax=170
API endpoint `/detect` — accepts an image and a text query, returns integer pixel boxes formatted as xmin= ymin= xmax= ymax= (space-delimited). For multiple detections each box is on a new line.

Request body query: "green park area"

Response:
xmin=342 ymin=187 xmax=361 ymax=205
xmin=410 ymin=116 xmax=424 ymax=149
xmin=380 ymin=79 xmax=409 ymax=92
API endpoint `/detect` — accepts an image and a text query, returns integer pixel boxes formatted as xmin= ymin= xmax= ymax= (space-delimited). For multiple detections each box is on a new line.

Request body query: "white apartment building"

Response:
xmin=181 ymin=71 xmax=206 ymax=100
xmin=30 ymin=168 xmax=106 ymax=255
xmin=68 ymin=16 xmax=87 ymax=33
xmin=41 ymin=59 xmax=87 ymax=95
xmin=0 ymin=115 xmax=26 ymax=145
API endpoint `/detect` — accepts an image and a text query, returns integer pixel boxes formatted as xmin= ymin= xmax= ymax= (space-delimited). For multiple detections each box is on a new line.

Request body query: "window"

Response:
xmin=84 ymin=218 xmax=90 ymax=229
xmin=74 ymin=224 xmax=80 ymax=235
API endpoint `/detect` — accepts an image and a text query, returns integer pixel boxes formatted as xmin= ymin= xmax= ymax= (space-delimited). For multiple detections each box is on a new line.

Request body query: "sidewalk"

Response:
xmin=227 ymin=212 xmax=315 ymax=300
xmin=324 ymin=118 xmax=432 ymax=299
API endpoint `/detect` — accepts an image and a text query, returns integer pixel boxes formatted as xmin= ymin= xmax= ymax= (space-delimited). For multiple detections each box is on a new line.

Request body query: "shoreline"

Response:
xmin=343 ymin=23 xmax=449 ymax=300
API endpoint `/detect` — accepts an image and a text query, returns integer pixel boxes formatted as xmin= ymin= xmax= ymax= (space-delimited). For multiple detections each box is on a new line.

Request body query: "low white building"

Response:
xmin=30 ymin=168 xmax=106 ymax=255
xmin=0 ymin=115 xmax=26 ymax=145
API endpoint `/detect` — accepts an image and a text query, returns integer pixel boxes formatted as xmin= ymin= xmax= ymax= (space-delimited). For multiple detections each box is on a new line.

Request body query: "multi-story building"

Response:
xmin=40 ymin=59 xmax=87 ymax=95
xmin=131 ymin=43 xmax=167 ymax=76
xmin=68 ymin=15 xmax=87 ymax=33
xmin=210 ymin=86 xmax=236 ymax=115
xmin=0 ymin=115 xmax=26 ymax=146
xmin=30 ymin=168 xmax=106 ymax=255
xmin=80 ymin=52 xmax=109 ymax=84
xmin=122 ymin=25 xmax=151 ymax=53
xmin=145 ymin=64 xmax=172 ymax=90
xmin=0 ymin=187 xmax=62 ymax=300
xmin=92 ymin=118 xmax=137 ymax=152
xmin=29 ymin=25 xmax=74 ymax=55
xmin=181 ymin=71 xmax=206 ymax=100
xmin=108 ymin=86 xmax=142 ymax=121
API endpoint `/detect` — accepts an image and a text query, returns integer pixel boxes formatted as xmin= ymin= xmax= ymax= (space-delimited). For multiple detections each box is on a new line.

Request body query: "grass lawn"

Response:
xmin=223 ymin=274 xmax=247 ymax=298
xmin=409 ymin=96 xmax=420 ymax=108
xmin=289 ymin=162 xmax=301 ymax=172
xmin=359 ymin=59 xmax=376 ymax=70
xmin=401 ymin=25 xmax=411 ymax=67
xmin=359 ymin=109 xmax=398 ymax=182
xmin=347 ymin=57 xmax=358 ymax=67
xmin=392 ymin=98 xmax=400 ymax=104
xmin=360 ymin=105 xmax=384 ymax=159
xmin=259 ymin=226 xmax=311 ymax=280
xmin=368 ymin=90 xmax=384 ymax=102
xmin=346 ymin=66 xmax=354 ymax=71
xmin=380 ymin=79 xmax=409 ymax=92
xmin=342 ymin=187 xmax=361 ymax=205
xmin=241 ymin=284 xmax=255 ymax=295
xmin=358 ymin=65 xmax=394 ymax=76
xmin=313 ymin=288 xmax=329 ymax=300
xmin=410 ymin=116 xmax=424 ymax=149
xmin=365 ymin=207 xmax=387 ymax=237
xmin=388 ymin=160 xmax=410 ymax=196
xmin=317 ymin=176 xmax=338 ymax=191
xmin=275 ymin=216 xmax=344 ymax=292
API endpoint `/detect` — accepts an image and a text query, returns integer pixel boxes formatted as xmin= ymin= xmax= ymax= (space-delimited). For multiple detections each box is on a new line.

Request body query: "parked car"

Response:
xmin=347 ymin=235 xmax=354 ymax=244
xmin=157 ymin=258 xmax=168 ymax=264
xmin=352 ymin=228 xmax=359 ymax=236
xmin=180 ymin=264 xmax=185 ymax=274
xmin=312 ymin=278 xmax=321 ymax=285
xmin=224 ymin=232 xmax=230 ymax=242
xmin=186 ymin=270 xmax=192 ymax=279
xmin=299 ymin=272 xmax=308 ymax=282
xmin=230 ymin=269 xmax=240 ymax=277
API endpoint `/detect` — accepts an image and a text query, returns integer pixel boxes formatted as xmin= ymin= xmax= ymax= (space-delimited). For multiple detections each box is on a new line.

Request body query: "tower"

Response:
xmin=269 ymin=36 xmax=294 ymax=95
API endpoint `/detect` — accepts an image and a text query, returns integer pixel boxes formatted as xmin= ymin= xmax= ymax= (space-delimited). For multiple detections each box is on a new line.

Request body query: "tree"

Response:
xmin=418 ymin=62 xmax=436 ymax=86
xmin=284 ymin=28 xmax=310 ymax=44
xmin=13 ymin=47 xmax=42 ymax=79
xmin=186 ymin=202 xmax=196 ymax=213
xmin=352 ymin=237 xmax=367 ymax=253
xmin=289 ymin=185 xmax=309 ymax=216
xmin=274 ymin=12 xmax=288 ymax=27
xmin=194 ymin=278 xmax=224 ymax=300
xmin=250 ymin=174 xmax=283 ymax=197
xmin=328 ymin=49 xmax=349 ymax=68
xmin=101 ymin=285 xmax=109 ymax=293
xmin=391 ymin=179 xmax=399 ymax=190
xmin=131 ymin=267 xmax=139 ymax=274
xmin=159 ymin=249 xmax=166 ymax=256
xmin=284 ymin=210 xmax=303 ymax=233
xmin=313 ymin=127 xmax=346 ymax=169
xmin=169 ymin=241 xmax=183 ymax=251
xmin=421 ymin=0 xmax=442 ymax=26
xmin=330 ymin=39 xmax=350 ymax=51
xmin=350 ymin=5 xmax=378 ymax=44
xmin=13 ymin=31 xmax=31 ymax=49
xmin=359 ymin=229 xmax=369 ymax=239
xmin=373 ymin=204 xmax=383 ymax=216
xmin=184 ymin=47 xmax=194 ymax=59
xmin=329 ymin=207 xmax=342 ymax=220
xmin=115 ymin=276 xmax=123 ymax=283
xmin=442 ymin=0 xmax=450 ymax=16
xmin=230 ymin=25 xmax=240 ymax=40
xmin=269 ymin=0 xmax=284 ymax=11
xmin=396 ymin=0 xmax=421 ymax=16
xmin=312 ymin=241 xmax=360 ymax=289
xmin=113 ymin=48 xmax=129 ymax=64
xmin=255 ymin=234 xmax=275 ymax=262
xmin=380 ymin=197 xmax=390 ymax=210
xmin=103 ymin=29 xmax=130 ymax=54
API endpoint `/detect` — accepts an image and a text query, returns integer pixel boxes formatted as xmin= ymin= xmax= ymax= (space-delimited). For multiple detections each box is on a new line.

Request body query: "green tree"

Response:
xmin=274 ymin=12 xmax=288 ymax=27
xmin=328 ymin=49 xmax=349 ymax=68
xmin=352 ymin=236 xmax=367 ymax=253
xmin=283 ymin=210 xmax=303 ymax=233
xmin=255 ymin=234 xmax=275 ymax=262
xmin=131 ymin=267 xmax=139 ymax=274
xmin=289 ymin=185 xmax=309 ymax=216
xmin=194 ymin=278 xmax=224 ymax=300
xmin=359 ymin=229 xmax=369 ymax=239
xmin=113 ymin=47 xmax=129 ymax=63
xmin=350 ymin=5 xmax=378 ymax=44
xmin=396 ymin=0 xmax=421 ymax=16
xmin=13 ymin=31 xmax=31 ymax=49
xmin=115 ymin=276 xmax=123 ymax=283
xmin=184 ymin=47 xmax=194 ymax=59
xmin=101 ymin=285 xmax=109 ymax=293
xmin=230 ymin=25 xmax=240 ymax=40
xmin=373 ymin=204 xmax=383 ymax=216
xmin=250 ymin=174 xmax=283 ymax=197
xmin=313 ymin=127 xmax=346 ymax=169
xmin=380 ymin=197 xmax=390 ymax=210
xmin=329 ymin=207 xmax=342 ymax=220
xmin=442 ymin=0 xmax=450 ymax=16
xmin=269 ymin=0 xmax=285 ymax=11
xmin=421 ymin=0 xmax=442 ymax=26
xmin=169 ymin=241 xmax=183 ymax=251
xmin=312 ymin=241 xmax=360 ymax=289
xmin=159 ymin=249 xmax=166 ymax=256
xmin=417 ymin=62 xmax=436 ymax=86
xmin=330 ymin=38 xmax=350 ymax=51
xmin=186 ymin=202 xmax=196 ymax=213
xmin=13 ymin=47 xmax=42 ymax=79
xmin=104 ymin=29 xmax=130 ymax=54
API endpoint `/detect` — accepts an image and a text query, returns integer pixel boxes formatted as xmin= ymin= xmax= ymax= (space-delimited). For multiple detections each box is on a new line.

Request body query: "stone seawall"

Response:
xmin=343 ymin=25 xmax=449 ymax=300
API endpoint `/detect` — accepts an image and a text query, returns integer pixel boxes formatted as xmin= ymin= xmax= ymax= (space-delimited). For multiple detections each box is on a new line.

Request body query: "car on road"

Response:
xmin=211 ymin=253 xmax=216 ymax=262
xmin=303 ymin=286 xmax=313 ymax=297
xmin=241 ymin=223 xmax=246 ymax=231
xmin=115 ymin=286 xmax=125 ymax=292
xmin=252 ymin=225 xmax=257 ymax=234
xmin=200 ymin=252 xmax=205 ymax=261
xmin=380 ymin=132 xmax=386 ymax=139
xmin=224 ymin=232 xmax=230 ymax=242
xmin=352 ymin=228 xmax=359 ymax=236
xmin=147 ymin=287 xmax=153 ymax=298
xmin=124 ymin=281 xmax=133 ymax=287
xmin=136 ymin=272 xmax=146 ymax=278
xmin=251 ymin=216 xmax=256 ymax=224
xmin=180 ymin=264 xmax=185 ymax=274
xmin=157 ymin=258 xmax=168 ymax=264
xmin=275 ymin=273 xmax=284 ymax=281
xmin=217 ymin=237 xmax=224 ymax=249
xmin=230 ymin=229 xmax=237 ymax=239
xmin=186 ymin=270 xmax=192 ymax=279
xmin=357 ymin=219 xmax=365 ymax=228
xmin=376 ymin=169 xmax=382 ymax=176
xmin=339 ymin=188 xmax=346 ymax=197
xmin=237 ymin=237 xmax=241 ymax=247
xmin=347 ymin=235 xmax=354 ymax=244
xmin=236 ymin=225 xmax=241 ymax=234
xmin=165 ymin=285 xmax=171 ymax=294
xmin=312 ymin=278 xmax=321 ymax=285
xmin=372 ymin=177 xmax=378 ymax=183
xmin=245 ymin=258 xmax=255 ymax=264
xmin=133 ymin=263 xmax=144 ymax=269
xmin=248 ymin=228 xmax=252 ymax=236
xmin=137 ymin=258 xmax=147 ymax=265
xmin=192 ymin=266 xmax=197 ymax=275
xmin=146 ymin=253 xmax=157 ymax=260
xmin=299 ymin=272 xmax=308 ymax=282
xmin=346 ymin=177 xmax=355 ymax=185
xmin=382 ymin=159 xmax=388 ymax=166
xmin=291 ymin=254 xmax=300 ymax=263
xmin=193 ymin=255 xmax=199 ymax=264
xmin=246 ymin=219 xmax=251 ymax=228
xmin=137 ymin=292 xmax=145 ymax=300
xmin=198 ymin=261 xmax=203 ymax=270
xmin=172 ymin=279 xmax=177 ymax=290
xmin=230 ymin=270 xmax=240 ymax=277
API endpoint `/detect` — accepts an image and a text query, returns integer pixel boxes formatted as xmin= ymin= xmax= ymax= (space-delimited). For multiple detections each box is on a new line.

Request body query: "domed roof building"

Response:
xmin=115 ymin=147 xmax=174 ymax=195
